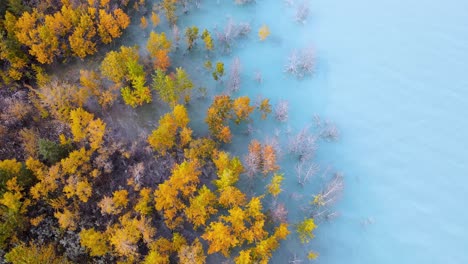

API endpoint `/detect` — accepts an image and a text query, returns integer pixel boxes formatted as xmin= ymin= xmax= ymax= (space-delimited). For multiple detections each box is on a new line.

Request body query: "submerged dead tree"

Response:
xmin=288 ymin=127 xmax=317 ymax=161
xmin=295 ymin=161 xmax=319 ymax=186
xmin=295 ymin=2 xmax=310 ymax=24
xmin=215 ymin=19 xmax=251 ymax=53
xmin=274 ymin=100 xmax=289 ymax=122
xmin=308 ymin=172 xmax=344 ymax=221
xmin=285 ymin=47 xmax=314 ymax=78
xmin=227 ymin=57 xmax=241 ymax=94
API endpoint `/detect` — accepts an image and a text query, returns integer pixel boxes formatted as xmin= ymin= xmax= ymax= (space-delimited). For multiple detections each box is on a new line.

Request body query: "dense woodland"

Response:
xmin=0 ymin=0 xmax=342 ymax=263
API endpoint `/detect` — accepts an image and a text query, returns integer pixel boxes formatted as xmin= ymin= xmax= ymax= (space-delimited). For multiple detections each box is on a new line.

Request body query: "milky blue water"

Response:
xmin=116 ymin=0 xmax=468 ymax=262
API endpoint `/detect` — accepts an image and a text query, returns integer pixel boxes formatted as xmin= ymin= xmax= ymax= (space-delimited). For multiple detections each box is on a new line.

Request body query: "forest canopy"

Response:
xmin=0 ymin=0 xmax=342 ymax=263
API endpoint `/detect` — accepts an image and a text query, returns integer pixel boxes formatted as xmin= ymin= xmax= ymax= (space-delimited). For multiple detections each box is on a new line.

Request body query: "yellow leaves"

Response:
xmin=75 ymin=180 xmax=93 ymax=202
xmin=222 ymin=206 xmax=247 ymax=234
xmin=267 ymin=173 xmax=284 ymax=197
xmin=262 ymin=145 xmax=279 ymax=175
xmin=15 ymin=10 xmax=39 ymax=47
xmin=113 ymin=9 xmax=131 ymax=29
xmin=151 ymin=12 xmax=160 ymax=27
xmin=60 ymin=148 xmax=91 ymax=175
xmin=201 ymin=29 xmax=214 ymax=51
xmin=69 ymin=13 xmax=97 ymax=58
xmin=135 ymin=187 xmax=153 ymax=215
xmin=5 ymin=243 xmax=70 ymax=264
xmin=98 ymin=9 xmax=129 ymax=44
xmin=235 ymin=250 xmax=253 ymax=264
xmin=143 ymin=251 xmax=169 ymax=264
xmin=296 ymin=218 xmax=317 ymax=243
xmin=273 ymin=223 xmax=290 ymax=240
xmin=185 ymin=185 xmax=218 ymax=229
xmin=233 ymin=96 xmax=254 ymax=124
xmin=0 ymin=159 xmax=22 ymax=175
xmin=172 ymin=233 xmax=187 ymax=252
xmin=0 ymin=191 xmax=23 ymax=213
xmin=173 ymin=104 xmax=190 ymax=127
xmin=30 ymin=215 xmax=45 ymax=226
xmin=258 ymin=25 xmax=270 ymax=41
xmin=55 ymin=208 xmax=78 ymax=230
xmin=80 ymin=228 xmax=110 ymax=256
xmin=70 ymin=108 xmax=94 ymax=142
xmin=184 ymin=138 xmax=216 ymax=161
xmin=140 ymin=16 xmax=148 ymax=29
xmin=154 ymin=160 xmax=201 ymax=229
xmin=308 ymin=251 xmax=319 ymax=260
xmin=108 ymin=213 xmax=141 ymax=256
xmin=99 ymin=190 xmax=128 ymax=215
xmin=202 ymin=221 xmax=239 ymax=256
xmin=245 ymin=196 xmax=264 ymax=220
xmin=148 ymin=105 xmax=191 ymax=154
xmin=180 ymin=127 xmax=193 ymax=146
xmin=113 ymin=190 xmax=129 ymax=208
xmin=100 ymin=0 xmax=110 ymax=8
xmin=101 ymin=46 xmax=139 ymax=83
xmin=147 ymin=32 xmax=172 ymax=71
xmin=219 ymin=186 xmax=246 ymax=208
xmin=213 ymin=151 xmax=244 ymax=177
xmin=69 ymin=108 xmax=106 ymax=150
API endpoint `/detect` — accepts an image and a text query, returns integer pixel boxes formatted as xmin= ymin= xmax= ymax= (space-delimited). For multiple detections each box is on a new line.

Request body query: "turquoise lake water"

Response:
xmin=111 ymin=0 xmax=468 ymax=262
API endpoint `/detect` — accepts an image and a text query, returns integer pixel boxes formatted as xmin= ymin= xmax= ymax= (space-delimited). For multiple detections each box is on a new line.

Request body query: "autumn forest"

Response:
xmin=0 ymin=0 xmax=342 ymax=263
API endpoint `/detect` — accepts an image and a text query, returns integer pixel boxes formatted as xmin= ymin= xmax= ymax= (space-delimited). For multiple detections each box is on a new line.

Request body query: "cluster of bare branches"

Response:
xmin=270 ymin=201 xmax=288 ymax=223
xmin=285 ymin=46 xmax=314 ymax=78
xmin=234 ymin=0 xmax=256 ymax=4
xmin=244 ymin=148 xmax=262 ymax=177
xmin=172 ymin=25 xmax=181 ymax=49
xmin=288 ymin=127 xmax=317 ymax=161
xmin=216 ymin=19 xmax=251 ymax=53
xmin=295 ymin=160 xmax=319 ymax=186
xmin=274 ymin=100 xmax=289 ymax=122
xmin=227 ymin=57 xmax=241 ymax=94
xmin=254 ymin=71 xmax=263 ymax=83
xmin=295 ymin=2 xmax=310 ymax=24
xmin=308 ymin=172 xmax=344 ymax=221
xmin=313 ymin=114 xmax=339 ymax=141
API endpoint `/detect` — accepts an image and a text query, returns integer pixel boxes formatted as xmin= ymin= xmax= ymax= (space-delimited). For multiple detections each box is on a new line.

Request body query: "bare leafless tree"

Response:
xmin=295 ymin=160 xmax=319 ymax=186
xmin=288 ymin=127 xmax=317 ymax=161
xmin=227 ymin=57 xmax=241 ymax=94
xmin=274 ymin=100 xmax=289 ymax=122
xmin=235 ymin=0 xmax=256 ymax=4
xmin=244 ymin=149 xmax=262 ymax=178
xmin=309 ymin=173 xmax=344 ymax=221
xmin=254 ymin=71 xmax=263 ymax=83
xmin=271 ymin=202 xmax=288 ymax=223
xmin=295 ymin=2 xmax=310 ymax=24
xmin=285 ymin=47 xmax=315 ymax=78
xmin=216 ymin=19 xmax=251 ymax=53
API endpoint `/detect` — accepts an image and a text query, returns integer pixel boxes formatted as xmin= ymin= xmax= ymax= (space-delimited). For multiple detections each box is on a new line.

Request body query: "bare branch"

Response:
xmin=288 ymin=127 xmax=317 ymax=161
xmin=295 ymin=2 xmax=310 ymax=24
xmin=227 ymin=57 xmax=241 ymax=94
xmin=285 ymin=46 xmax=315 ymax=78
xmin=274 ymin=100 xmax=289 ymax=122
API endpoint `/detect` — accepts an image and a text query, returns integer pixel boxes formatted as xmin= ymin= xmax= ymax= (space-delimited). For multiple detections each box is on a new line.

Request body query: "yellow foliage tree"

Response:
xmin=258 ymin=25 xmax=270 ymax=41
xmin=185 ymin=185 xmax=218 ymax=229
xmin=80 ymin=228 xmax=110 ymax=256
xmin=297 ymin=218 xmax=317 ymax=243
xmin=267 ymin=173 xmax=284 ymax=197
xmin=151 ymin=12 xmax=160 ymax=27
xmin=202 ymin=221 xmax=239 ymax=257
